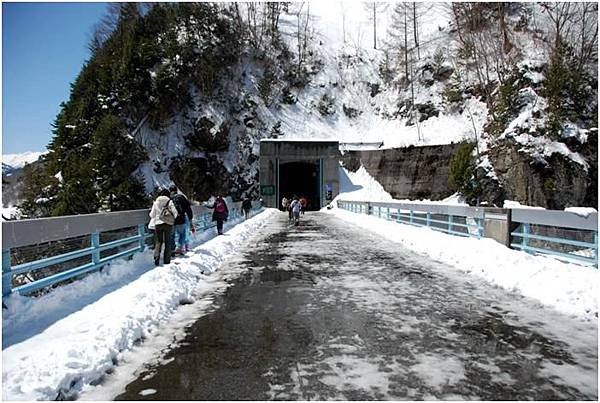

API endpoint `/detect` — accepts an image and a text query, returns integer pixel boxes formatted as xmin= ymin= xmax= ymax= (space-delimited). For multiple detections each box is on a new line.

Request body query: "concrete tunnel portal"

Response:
xmin=259 ymin=140 xmax=341 ymax=210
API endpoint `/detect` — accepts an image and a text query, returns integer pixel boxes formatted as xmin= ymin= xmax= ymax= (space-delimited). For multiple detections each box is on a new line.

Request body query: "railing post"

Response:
xmin=367 ymin=202 xmax=371 ymax=215
xmin=2 ymin=249 xmax=11 ymax=297
xmin=426 ymin=212 xmax=431 ymax=227
xmin=594 ymin=231 xmax=598 ymax=266
xmin=477 ymin=218 xmax=483 ymax=239
xmin=138 ymin=224 xmax=146 ymax=252
xmin=522 ymin=223 xmax=530 ymax=250
xmin=448 ymin=215 xmax=453 ymax=232
xmin=397 ymin=209 xmax=401 ymax=223
xmin=91 ymin=232 xmax=100 ymax=264
xmin=386 ymin=207 xmax=390 ymax=220
xmin=410 ymin=210 xmax=414 ymax=225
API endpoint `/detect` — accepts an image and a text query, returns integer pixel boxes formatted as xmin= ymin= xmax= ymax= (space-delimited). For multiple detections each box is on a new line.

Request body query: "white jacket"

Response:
xmin=149 ymin=196 xmax=179 ymax=226
xmin=291 ymin=199 xmax=301 ymax=213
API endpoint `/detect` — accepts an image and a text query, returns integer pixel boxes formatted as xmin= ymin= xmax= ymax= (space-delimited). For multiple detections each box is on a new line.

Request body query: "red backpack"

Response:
xmin=215 ymin=198 xmax=226 ymax=213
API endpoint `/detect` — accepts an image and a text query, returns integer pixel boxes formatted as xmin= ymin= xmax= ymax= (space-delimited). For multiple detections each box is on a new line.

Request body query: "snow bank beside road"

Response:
xmin=2 ymin=209 xmax=277 ymax=401
xmin=337 ymin=166 xmax=393 ymax=202
xmin=329 ymin=207 xmax=598 ymax=322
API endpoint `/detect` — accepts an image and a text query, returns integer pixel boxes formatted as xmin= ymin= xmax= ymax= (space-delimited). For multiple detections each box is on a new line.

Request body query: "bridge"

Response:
xmin=1 ymin=200 xmax=598 ymax=400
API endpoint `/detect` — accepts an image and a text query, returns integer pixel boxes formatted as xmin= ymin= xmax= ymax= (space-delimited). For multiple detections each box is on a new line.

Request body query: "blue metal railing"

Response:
xmin=338 ymin=200 xmax=598 ymax=267
xmin=2 ymin=203 xmax=263 ymax=298
xmin=338 ymin=200 xmax=485 ymax=239
xmin=509 ymin=208 xmax=598 ymax=266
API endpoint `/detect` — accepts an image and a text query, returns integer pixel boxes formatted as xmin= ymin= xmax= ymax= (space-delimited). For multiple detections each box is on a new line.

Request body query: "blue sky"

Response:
xmin=2 ymin=2 xmax=107 ymax=154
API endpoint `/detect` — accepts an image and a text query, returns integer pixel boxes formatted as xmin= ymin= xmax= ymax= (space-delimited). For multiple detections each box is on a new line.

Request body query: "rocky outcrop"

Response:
xmin=489 ymin=140 xmax=594 ymax=209
xmin=341 ymin=144 xmax=462 ymax=200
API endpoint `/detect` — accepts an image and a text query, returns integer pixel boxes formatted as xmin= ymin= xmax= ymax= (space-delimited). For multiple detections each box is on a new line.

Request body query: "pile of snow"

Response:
xmin=565 ymin=207 xmax=597 ymax=218
xmin=336 ymin=165 xmax=467 ymax=207
xmin=503 ymin=200 xmax=545 ymax=209
xmin=1 ymin=206 xmax=21 ymax=220
xmin=392 ymin=193 xmax=468 ymax=206
xmin=336 ymin=166 xmax=393 ymax=202
xmin=2 ymin=208 xmax=277 ymax=400
xmin=329 ymin=207 xmax=597 ymax=322
xmin=2 ymin=151 xmax=46 ymax=169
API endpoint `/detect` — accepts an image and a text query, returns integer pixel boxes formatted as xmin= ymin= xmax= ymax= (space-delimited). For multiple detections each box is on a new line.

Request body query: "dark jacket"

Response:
xmin=209 ymin=197 xmax=229 ymax=222
xmin=171 ymin=193 xmax=193 ymax=226
xmin=242 ymin=198 xmax=252 ymax=211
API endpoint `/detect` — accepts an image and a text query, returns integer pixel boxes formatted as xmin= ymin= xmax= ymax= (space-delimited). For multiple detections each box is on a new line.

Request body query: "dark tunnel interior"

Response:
xmin=279 ymin=161 xmax=320 ymax=211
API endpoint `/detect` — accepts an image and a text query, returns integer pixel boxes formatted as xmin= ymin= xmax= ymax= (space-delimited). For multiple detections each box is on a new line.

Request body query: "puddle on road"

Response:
xmin=259 ymin=268 xmax=296 ymax=284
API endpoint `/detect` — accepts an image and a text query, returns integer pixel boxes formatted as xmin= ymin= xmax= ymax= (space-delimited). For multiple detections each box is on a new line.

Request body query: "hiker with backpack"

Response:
xmin=241 ymin=196 xmax=252 ymax=220
xmin=290 ymin=195 xmax=302 ymax=226
xmin=206 ymin=194 xmax=229 ymax=235
xmin=169 ymin=185 xmax=194 ymax=255
xmin=149 ymin=188 xmax=179 ymax=265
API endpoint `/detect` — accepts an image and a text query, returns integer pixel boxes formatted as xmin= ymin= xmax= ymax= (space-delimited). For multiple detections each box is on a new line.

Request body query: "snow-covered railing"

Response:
xmin=2 ymin=202 xmax=262 ymax=299
xmin=338 ymin=199 xmax=598 ymax=267
xmin=510 ymin=208 xmax=598 ymax=266
xmin=337 ymin=200 xmax=485 ymax=239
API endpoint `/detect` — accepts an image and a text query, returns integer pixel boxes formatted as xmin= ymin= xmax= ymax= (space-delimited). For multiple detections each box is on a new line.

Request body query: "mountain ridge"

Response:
xmin=13 ymin=2 xmax=598 ymax=217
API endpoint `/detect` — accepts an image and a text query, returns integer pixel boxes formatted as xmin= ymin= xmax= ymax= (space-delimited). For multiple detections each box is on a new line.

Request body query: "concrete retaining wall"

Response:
xmin=341 ymin=143 xmax=462 ymax=201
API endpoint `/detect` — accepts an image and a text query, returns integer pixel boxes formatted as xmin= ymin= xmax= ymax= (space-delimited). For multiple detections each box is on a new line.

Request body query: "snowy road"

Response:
xmin=112 ymin=212 xmax=597 ymax=400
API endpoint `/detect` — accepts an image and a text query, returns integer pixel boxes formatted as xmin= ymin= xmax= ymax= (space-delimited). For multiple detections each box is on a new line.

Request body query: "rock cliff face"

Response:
xmin=341 ymin=144 xmax=462 ymax=200
xmin=341 ymin=139 xmax=596 ymax=209
xmin=489 ymin=141 xmax=595 ymax=210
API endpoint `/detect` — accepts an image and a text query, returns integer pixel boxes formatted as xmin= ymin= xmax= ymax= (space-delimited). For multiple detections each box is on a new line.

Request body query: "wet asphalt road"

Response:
xmin=115 ymin=212 xmax=598 ymax=400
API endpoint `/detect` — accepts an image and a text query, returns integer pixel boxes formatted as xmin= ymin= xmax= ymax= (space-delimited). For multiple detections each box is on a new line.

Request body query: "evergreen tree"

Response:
xmin=19 ymin=159 xmax=58 ymax=218
xmin=91 ymin=114 xmax=147 ymax=211
xmin=448 ymin=141 xmax=477 ymax=200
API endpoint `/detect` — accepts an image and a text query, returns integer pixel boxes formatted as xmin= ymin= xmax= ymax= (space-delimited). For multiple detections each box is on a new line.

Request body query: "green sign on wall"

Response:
xmin=261 ymin=185 xmax=275 ymax=196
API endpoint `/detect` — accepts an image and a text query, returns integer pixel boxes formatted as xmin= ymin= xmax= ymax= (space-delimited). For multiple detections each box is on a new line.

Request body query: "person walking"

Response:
xmin=281 ymin=196 xmax=289 ymax=212
xmin=169 ymin=185 xmax=194 ymax=255
xmin=299 ymin=195 xmax=307 ymax=215
xmin=290 ymin=196 xmax=302 ymax=226
xmin=206 ymin=194 xmax=229 ymax=235
xmin=242 ymin=196 xmax=252 ymax=220
xmin=149 ymin=188 xmax=178 ymax=265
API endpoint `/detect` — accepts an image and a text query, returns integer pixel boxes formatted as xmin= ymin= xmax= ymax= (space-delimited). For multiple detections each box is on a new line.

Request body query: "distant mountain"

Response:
xmin=2 ymin=151 xmax=47 ymax=175
xmin=2 ymin=151 xmax=46 ymax=208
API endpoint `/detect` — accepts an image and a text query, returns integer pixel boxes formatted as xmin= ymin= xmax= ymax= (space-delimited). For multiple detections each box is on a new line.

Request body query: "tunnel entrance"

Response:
xmin=259 ymin=140 xmax=340 ymax=210
xmin=279 ymin=161 xmax=320 ymax=211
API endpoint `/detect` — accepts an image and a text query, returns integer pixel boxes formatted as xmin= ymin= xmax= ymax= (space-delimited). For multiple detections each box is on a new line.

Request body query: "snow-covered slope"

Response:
xmin=19 ymin=3 xmax=597 ymax=212
xmin=262 ymin=3 xmax=489 ymax=148
xmin=131 ymin=3 xmax=491 ymax=195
